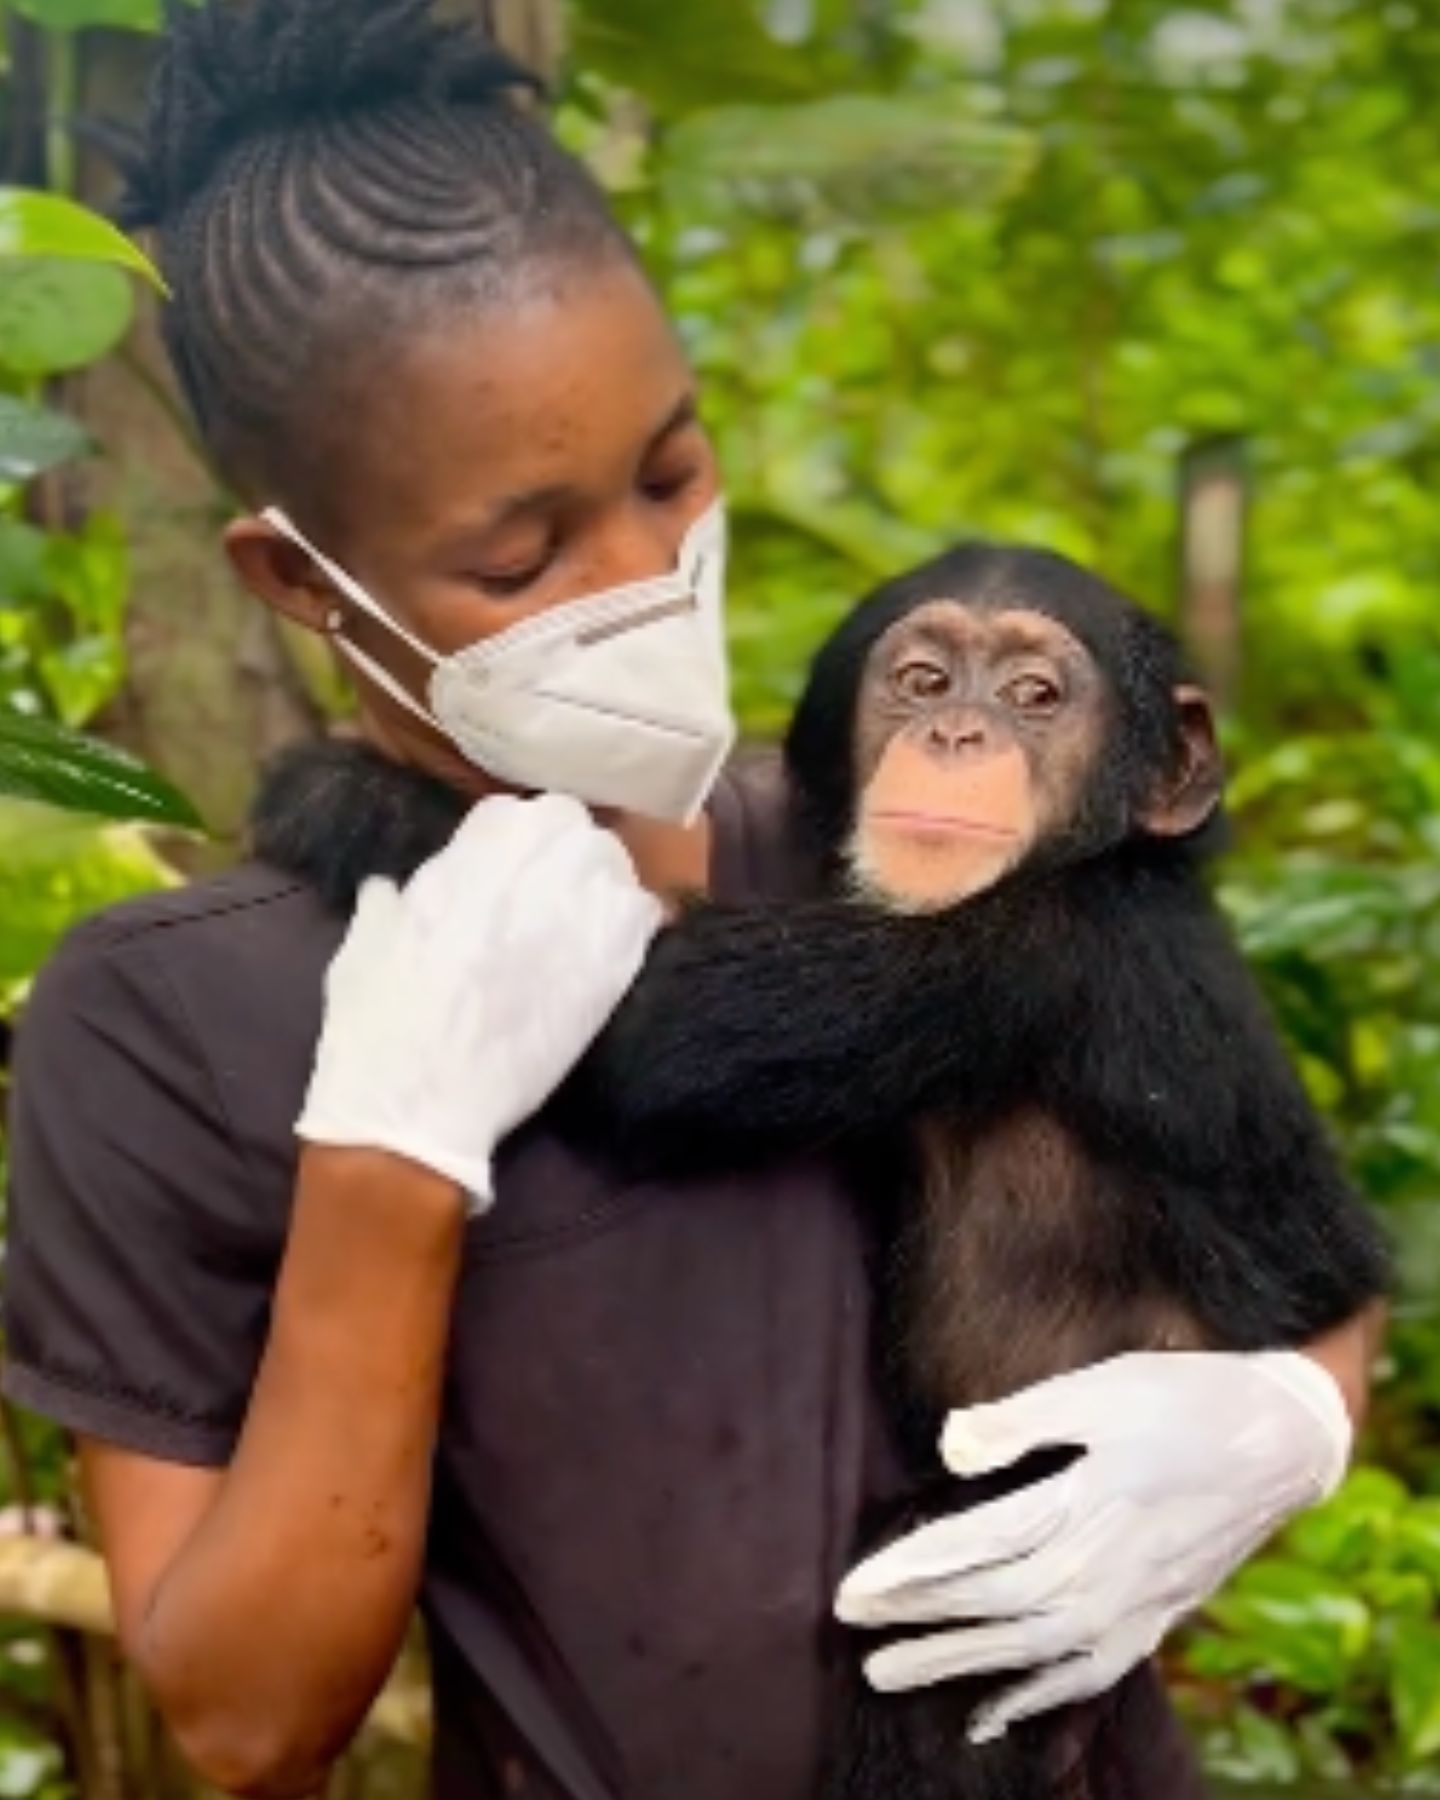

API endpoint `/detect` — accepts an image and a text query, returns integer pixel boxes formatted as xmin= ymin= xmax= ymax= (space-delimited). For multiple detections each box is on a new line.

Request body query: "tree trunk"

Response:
xmin=73 ymin=30 xmax=325 ymax=865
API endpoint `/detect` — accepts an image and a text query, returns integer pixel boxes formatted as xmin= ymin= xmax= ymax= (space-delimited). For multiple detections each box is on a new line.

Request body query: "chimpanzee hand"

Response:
xmin=297 ymin=794 xmax=662 ymax=1214
xmin=835 ymin=1350 xmax=1351 ymax=1742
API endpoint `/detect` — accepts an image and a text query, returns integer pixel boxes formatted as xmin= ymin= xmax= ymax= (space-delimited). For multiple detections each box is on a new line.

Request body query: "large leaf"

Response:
xmin=572 ymin=0 xmax=827 ymax=109
xmin=0 ymin=395 xmax=90 ymax=485
xmin=0 ymin=189 xmax=161 ymax=286
xmin=0 ymin=712 xmax=202 ymax=829
xmin=0 ymin=521 xmax=48 ymax=605
xmin=1202 ymin=1558 xmax=1371 ymax=1695
xmin=662 ymin=94 xmax=1034 ymax=222
xmin=12 ymin=0 xmax=161 ymax=25
xmin=0 ymin=259 xmax=134 ymax=376
xmin=1391 ymin=1617 xmax=1440 ymax=1761
xmin=0 ymin=800 xmax=177 ymax=989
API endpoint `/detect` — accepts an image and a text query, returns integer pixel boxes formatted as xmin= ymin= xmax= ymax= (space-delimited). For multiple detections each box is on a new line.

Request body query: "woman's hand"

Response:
xmin=835 ymin=1349 xmax=1352 ymax=1742
xmin=298 ymin=792 xmax=663 ymax=1211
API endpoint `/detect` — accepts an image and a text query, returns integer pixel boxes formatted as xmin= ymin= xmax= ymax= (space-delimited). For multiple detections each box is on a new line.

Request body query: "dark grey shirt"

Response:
xmin=2 ymin=756 xmax=1201 ymax=1799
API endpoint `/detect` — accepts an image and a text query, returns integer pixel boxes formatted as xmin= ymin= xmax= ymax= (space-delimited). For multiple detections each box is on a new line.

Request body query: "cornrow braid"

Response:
xmin=123 ymin=0 xmax=630 ymax=503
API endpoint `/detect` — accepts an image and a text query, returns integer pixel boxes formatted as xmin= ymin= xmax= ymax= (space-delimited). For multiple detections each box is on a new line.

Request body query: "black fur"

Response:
xmin=561 ymin=543 xmax=1389 ymax=1800
xmin=250 ymin=737 xmax=463 ymax=912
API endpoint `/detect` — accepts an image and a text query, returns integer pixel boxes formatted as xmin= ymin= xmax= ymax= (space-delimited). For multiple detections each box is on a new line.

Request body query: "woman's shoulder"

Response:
xmin=24 ymin=860 xmax=343 ymax=1157
xmin=35 ymin=861 xmax=337 ymax=1027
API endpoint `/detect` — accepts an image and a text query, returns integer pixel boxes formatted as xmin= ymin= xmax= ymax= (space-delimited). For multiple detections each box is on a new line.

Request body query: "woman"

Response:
xmin=2 ymin=3 xmax=1381 ymax=1797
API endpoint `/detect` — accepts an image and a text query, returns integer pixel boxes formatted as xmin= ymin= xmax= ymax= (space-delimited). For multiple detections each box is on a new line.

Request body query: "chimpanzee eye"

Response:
xmin=1002 ymin=674 xmax=1062 ymax=715
xmin=893 ymin=660 xmax=951 ymax=703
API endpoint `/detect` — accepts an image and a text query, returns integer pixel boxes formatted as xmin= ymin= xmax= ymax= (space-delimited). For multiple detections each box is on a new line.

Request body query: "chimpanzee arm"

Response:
xmin=1046 ymin=877 xmax=1390 ymax=1345
xmin=561 ymin=879 xmax=1086 ymax=1175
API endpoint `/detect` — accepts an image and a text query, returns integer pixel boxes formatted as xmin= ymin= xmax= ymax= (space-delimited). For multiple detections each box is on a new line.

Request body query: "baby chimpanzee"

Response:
xmin=563 ymin=543 xmax=1388 ymax=1800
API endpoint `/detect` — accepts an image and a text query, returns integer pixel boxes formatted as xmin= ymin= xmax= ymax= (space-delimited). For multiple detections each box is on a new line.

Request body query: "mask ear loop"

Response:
xmin=260 ymin=506 xmax=445 ymax=732
xmin=261 ymin=507 xmax=441 ymax=668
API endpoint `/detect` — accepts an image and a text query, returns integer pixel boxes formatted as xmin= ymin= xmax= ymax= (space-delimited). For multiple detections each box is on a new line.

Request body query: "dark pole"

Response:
xmin=1178 ymin=434 xmax=1249 ymax=711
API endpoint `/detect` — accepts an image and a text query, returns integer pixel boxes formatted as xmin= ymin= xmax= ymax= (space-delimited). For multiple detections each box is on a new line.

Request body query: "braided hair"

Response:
xmin=122 ymin=0 xmax=630 ymax=508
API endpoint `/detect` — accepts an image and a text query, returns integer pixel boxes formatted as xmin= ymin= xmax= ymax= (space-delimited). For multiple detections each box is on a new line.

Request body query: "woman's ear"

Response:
xmin=1139 ymin=684 xmax=1224 ymax=837
xmin=224 ymin=516 xmax=341 ymax=637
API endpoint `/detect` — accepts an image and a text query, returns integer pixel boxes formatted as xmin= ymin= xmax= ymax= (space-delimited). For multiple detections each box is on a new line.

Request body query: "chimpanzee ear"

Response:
xmin=1138 ymin=685 xmax=1224 ymax=837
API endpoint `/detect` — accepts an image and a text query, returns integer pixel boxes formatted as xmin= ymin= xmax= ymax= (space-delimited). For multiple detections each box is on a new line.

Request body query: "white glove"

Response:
xmin=297 ymin=793 xmax=662 ymax=1212
xmin=836 ymin=1349 xmax=1352 ymax=1742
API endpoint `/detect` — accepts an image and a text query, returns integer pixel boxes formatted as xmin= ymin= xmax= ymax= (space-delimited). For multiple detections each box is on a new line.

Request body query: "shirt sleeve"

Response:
xmin=3 ymin=919 xmax=283 ymax=1467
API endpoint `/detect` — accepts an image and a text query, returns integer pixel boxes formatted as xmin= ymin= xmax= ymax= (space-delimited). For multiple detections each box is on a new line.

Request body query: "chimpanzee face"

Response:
xmin=847 ymin=601 xmax=1111 ymax=913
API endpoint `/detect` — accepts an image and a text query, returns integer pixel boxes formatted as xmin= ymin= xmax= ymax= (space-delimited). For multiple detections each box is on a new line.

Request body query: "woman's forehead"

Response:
xmin=329 ymin=262 xmax=694 ymax=536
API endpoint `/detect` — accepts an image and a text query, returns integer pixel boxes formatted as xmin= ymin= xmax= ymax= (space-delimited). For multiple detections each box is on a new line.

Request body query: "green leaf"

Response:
xmin=1394 ymin=1500 xmax=1440 ymax=1585
xmin=663 ymin=95 xmax=1036 ymax=222
xmin=0 ymin=260 xmax=134 ymax=376
xmin=0 ymin=395 xmax=90 ymax=484
xmin=0 ymin=800 xmax=177 ymax=987
xmin=1391 ymin=1617 xmax=1440 ymax=1760
xmin=0 ymin=521 xmax=50 ymax=605
xmin=0 ymin=188 xmax=161 ymax=286
xmin=0 ymin=712 xmax=203 ymax=829
xmin=572 ymin=0 xmax=826 ymax=108
xmin=1284 ymin=1465 xmax=1409 ymax=1572
xmin=12 ymin=0 xmax=160 ymax=25
xmin=1203 ymin=1558 xmax=1371 ymax=1694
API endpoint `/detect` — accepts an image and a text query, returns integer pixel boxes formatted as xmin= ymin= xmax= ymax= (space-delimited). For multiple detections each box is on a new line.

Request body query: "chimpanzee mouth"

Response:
xmin=868 ymin=811 xmax=1021 ymax=842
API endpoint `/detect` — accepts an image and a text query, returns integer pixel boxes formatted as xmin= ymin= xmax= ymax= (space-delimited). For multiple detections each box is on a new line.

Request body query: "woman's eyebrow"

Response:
xmin=435 ymin=392 xmax=703 ymax=553
xmin=647 ymin=391 xmax=700 ymax=450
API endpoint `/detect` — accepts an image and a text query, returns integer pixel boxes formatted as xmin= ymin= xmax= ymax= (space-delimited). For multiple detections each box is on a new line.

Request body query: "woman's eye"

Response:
xmin=642 ymin=464 xmax=700 ymax=504
xmin=894 ymin=661 xmax=950 ymax=702
xmin=470 ymin=558 xmax=551 ymax=599
xmin=1003 ymin=674 xmax=1062 ymax=714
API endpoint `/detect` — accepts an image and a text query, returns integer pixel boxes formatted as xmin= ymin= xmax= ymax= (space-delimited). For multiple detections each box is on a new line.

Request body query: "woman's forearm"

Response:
xmin=1301 ymin=1299 xmax=1387 ymax=1431
xmin=131 ymin=1148 xmax=465 ymax=1796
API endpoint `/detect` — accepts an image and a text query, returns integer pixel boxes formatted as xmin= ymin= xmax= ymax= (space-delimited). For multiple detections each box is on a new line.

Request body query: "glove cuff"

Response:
xmin=294 ymin=1117 xmax=495 ymax=1221
xmin=1250 ymin=1350 xmax=1353 ymax=1500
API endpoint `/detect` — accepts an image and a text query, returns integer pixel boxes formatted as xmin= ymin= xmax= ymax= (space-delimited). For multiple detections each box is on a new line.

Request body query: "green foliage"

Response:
xmin=1178 ymin=1470 xmax=1440 ymax=1787
xmin=0 ymin=799 xmax=177 ymax=993
xmin=0 ymin=189 xmax=162 ymax=285
xmin=0 ymin=399 xmax=88 ymax=485
xmin=0 ymin=716 xmax=199 ymax=829
xmin=0 ymin=260 xmax=134 ymax=376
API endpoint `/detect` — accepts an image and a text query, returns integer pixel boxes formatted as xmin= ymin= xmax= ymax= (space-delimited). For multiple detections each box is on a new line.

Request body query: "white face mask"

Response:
xmin=261 ymin=499 xmax=737 ymax=824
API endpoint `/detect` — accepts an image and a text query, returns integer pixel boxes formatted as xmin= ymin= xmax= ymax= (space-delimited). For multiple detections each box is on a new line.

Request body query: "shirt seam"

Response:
xmin=78 ymin=874 xmax=311 ymax=954
xmin=3 ymin=1353 xmax=240 ymax=1448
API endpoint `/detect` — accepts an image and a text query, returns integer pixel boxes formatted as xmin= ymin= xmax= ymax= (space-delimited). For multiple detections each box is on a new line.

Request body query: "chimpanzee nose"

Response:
xmin=926 ymin=713 xmax=988 ymax=756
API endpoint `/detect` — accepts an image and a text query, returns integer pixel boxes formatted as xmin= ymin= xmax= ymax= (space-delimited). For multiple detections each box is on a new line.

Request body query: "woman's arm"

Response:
xmin=84 ymin=1150 xmax=462 ymax=1798
xmin=82 ymin=1144 xmax=460 ymax=1792
xmin=75 ymin=797 xmax=660 ymax=1797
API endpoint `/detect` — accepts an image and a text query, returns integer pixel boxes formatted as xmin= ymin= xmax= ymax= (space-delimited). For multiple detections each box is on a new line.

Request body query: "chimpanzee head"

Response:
xmin=785 ymin=544 xmax=1222 ymax=914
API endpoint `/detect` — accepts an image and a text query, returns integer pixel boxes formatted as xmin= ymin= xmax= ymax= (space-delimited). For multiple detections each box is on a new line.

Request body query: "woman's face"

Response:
xmin=230 ymin=257 xmax=721 ymax=796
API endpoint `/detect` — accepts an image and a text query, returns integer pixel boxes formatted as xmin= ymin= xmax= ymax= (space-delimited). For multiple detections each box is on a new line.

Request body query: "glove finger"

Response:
xmin=966 ymin=1655 xmax=1099 ymax=1744
xmin=836 ymin=1472 xmax=1075 ymax=1627
xmin=862 ymin=1611 xmax=1071 ymax=1694
xmin=941 ymin=1369 xmax=1112 ymax=1476
xmin=968 ymin=1615 xmax=1160 ymax=1741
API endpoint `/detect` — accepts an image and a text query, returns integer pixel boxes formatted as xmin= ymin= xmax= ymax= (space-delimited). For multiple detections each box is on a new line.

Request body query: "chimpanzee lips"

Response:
xmin=868 ymin=810 xmax=1021 ymax=842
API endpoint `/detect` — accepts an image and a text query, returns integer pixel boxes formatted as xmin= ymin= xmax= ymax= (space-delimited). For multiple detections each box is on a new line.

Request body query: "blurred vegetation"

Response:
xmin=3 ymin=0 xmax=1440 ymax=1793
